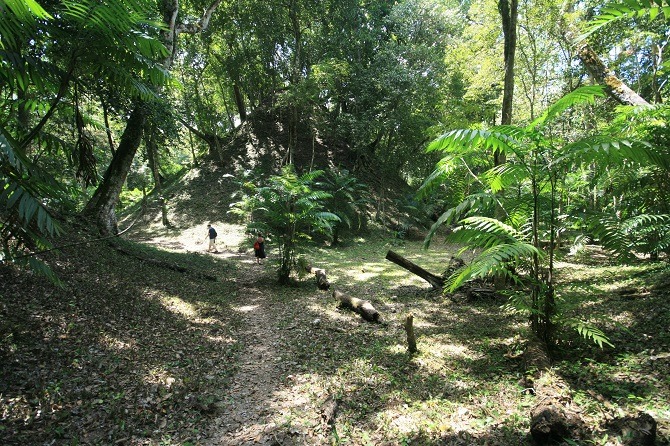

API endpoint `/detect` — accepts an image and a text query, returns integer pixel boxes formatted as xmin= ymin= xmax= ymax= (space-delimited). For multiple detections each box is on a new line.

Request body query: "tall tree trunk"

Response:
xmin=498 ymin=0 xmax=518 ymax=129
xmin=145 ymin=125 xmax=169 ymax=227
xmin=577 ymin=44 xmax=651 ymax=107
xmin=83 ymin=104 xmax=147 ymax=234
xmin=495 ymin=0 xmax=518 ymax=290
xmin=83 ymin=0 xmax=221 ymax=233
xmin=233 ymin=83 xmax=247 ymax=122
xmin=496 ymin=0 xmax=517 ymax=164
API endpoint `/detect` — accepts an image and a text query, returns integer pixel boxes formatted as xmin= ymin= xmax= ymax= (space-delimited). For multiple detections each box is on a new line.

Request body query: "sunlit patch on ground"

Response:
xmin=98 ymin=333 xmax=135 ymax=351
xmin=157 ymin=294 xmax=198 ymax=318
xmin=234 ymin=304 xmax=259 ymax=313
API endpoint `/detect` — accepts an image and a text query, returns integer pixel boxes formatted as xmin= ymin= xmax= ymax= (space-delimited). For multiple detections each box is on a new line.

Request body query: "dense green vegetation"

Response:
xmin=2 ymin=0 xmax=670 ymax=444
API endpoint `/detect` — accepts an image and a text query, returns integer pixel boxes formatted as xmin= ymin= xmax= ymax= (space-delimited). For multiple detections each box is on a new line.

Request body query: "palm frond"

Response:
xmin=424 ymin=193 xmax=497 ymax=248
xmin=579 ymin=0 xmax=670 ymax=41
xmin=556 ymin=137 xmax=665 ymax=169
xmin=528 ymin=86 xmax=606 ymax=130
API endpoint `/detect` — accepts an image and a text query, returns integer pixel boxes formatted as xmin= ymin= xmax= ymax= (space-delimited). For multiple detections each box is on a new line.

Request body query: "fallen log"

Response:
xmin=111 ymin=243 xmax=217 ymax=281
xmin=385 ymin=250 xmax=444 ymax=289
xmin=525 ymin=337 xmax=586 ymax=443
xmin=334 ymin=290 xmax=379 ymax=322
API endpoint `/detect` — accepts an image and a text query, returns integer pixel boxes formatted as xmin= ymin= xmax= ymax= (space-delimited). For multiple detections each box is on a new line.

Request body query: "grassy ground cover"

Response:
xmin=1 ymin=225 xmax=669 ymax=445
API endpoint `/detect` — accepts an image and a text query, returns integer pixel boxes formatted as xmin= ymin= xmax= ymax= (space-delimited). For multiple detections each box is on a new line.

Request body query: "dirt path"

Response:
xmin=125 ymin=223 xmax=332 ymax=445
xmin=201 ymin=253 xmax=327 ymax=446
xmin=204 ymin=259 xmax=291 ymax=445
xmin=128 ymin=217 xmax=329 ymax=445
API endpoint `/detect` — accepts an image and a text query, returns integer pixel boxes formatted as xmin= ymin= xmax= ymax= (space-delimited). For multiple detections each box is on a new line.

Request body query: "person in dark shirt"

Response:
xmin=206 ymin=224 xmax=219 ymax=253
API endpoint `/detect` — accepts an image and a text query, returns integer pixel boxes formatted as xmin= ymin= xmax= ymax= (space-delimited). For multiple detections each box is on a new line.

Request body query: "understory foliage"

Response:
xmin=0 ymin=134 xmax=62 ymax=279
xmin=421 ymin=85 xmax=666 ymax=347
xmin=230 ymin=166 xmax=339 ymax=284
xmin=317 ymin=169 xmax=370 ymax=245
xmin=1 ymin=0 xmax=167 ymax=271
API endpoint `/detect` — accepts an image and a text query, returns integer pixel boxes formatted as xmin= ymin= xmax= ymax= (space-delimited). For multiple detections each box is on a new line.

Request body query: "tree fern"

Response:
xmin=232 ymin=166 xmax=339 ymax=284
xmin=421 ymin=84 xmax=635 ymax=347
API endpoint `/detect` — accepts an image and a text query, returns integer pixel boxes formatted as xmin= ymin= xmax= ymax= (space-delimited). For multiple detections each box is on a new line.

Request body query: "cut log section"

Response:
xmin=314 ymin=268 xmax=330 ymax=290
xmin=385 ymin=250 xmax=444 ymax=289
xmin=333 ymin=290 xmax=379 ymax=322
xmin=305 ymin=265 xmax=331 ymax=290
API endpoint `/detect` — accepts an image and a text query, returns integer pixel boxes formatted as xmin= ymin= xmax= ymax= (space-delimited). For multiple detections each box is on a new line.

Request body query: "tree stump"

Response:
xmin=404 ymin=313 xmax=417 ymax=354
xmin=525 ymin=337 xmax=586 ymax=443
xmin=333 ymin=290 xmax=379 ymax=322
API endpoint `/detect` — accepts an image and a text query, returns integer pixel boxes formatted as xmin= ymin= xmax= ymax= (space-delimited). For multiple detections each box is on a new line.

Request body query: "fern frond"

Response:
xmin=446 ymin=241 xmax=539 ymax=291
xmin=585 ymin=215 xmax=670 ymax=260
xmin=459 ymin=216 xmax=525 ymax=241
xmin=528 ymin=86 xmax=606 ymax=130
xmin=579 ymin=1 xmax=670 ymax=41
xmin=424 ymin=193 xmax=497 ymax=248
xmin=565 ymin=318 xmax=614 ymax=348
xmin=556 ymin=137 xmax=664 ymax=169
xmin=417 ymin=154 xmax=461 ymax=198
xmin=426 ymin=128 xmax=519 ymax=157
xmin=486 ymin=162 xmax=530 ymax=193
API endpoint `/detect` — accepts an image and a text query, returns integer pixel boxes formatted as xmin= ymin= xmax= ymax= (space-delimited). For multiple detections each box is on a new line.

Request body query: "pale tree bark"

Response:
xmin=84 ymin=0 xmax=222 ymax=234
xmin=577 ymin=44 xmax=651 ymax=107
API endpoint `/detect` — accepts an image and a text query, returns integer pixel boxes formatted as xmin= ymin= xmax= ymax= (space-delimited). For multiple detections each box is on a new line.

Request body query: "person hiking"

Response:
xmin=206 ymin=224 xmax=219 ymax=253
xmin=253 ymin=234 xmax=266 ymax=264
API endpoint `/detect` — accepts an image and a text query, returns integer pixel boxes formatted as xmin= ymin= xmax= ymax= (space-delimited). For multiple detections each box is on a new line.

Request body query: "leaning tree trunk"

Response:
xmin=577 ymin=44 xmax=651 ymax=107
xmin=385 ymin=250 xmax=444 ymax=289
xmin=83 ymin=104 xmax=147 ymax=234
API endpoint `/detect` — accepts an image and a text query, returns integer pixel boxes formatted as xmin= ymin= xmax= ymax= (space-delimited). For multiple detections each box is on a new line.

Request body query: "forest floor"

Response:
xmin=2 ymin=219 xmax=670 ymax=445
xmin=1 ymin=163 xmax=670 ymax=445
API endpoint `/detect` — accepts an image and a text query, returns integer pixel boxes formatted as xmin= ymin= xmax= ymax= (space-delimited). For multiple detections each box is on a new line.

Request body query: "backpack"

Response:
xmin=210 ymin=227 xmax=217 ymax=238
xmin=254 ymin=241 xmax=260 ymax=250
